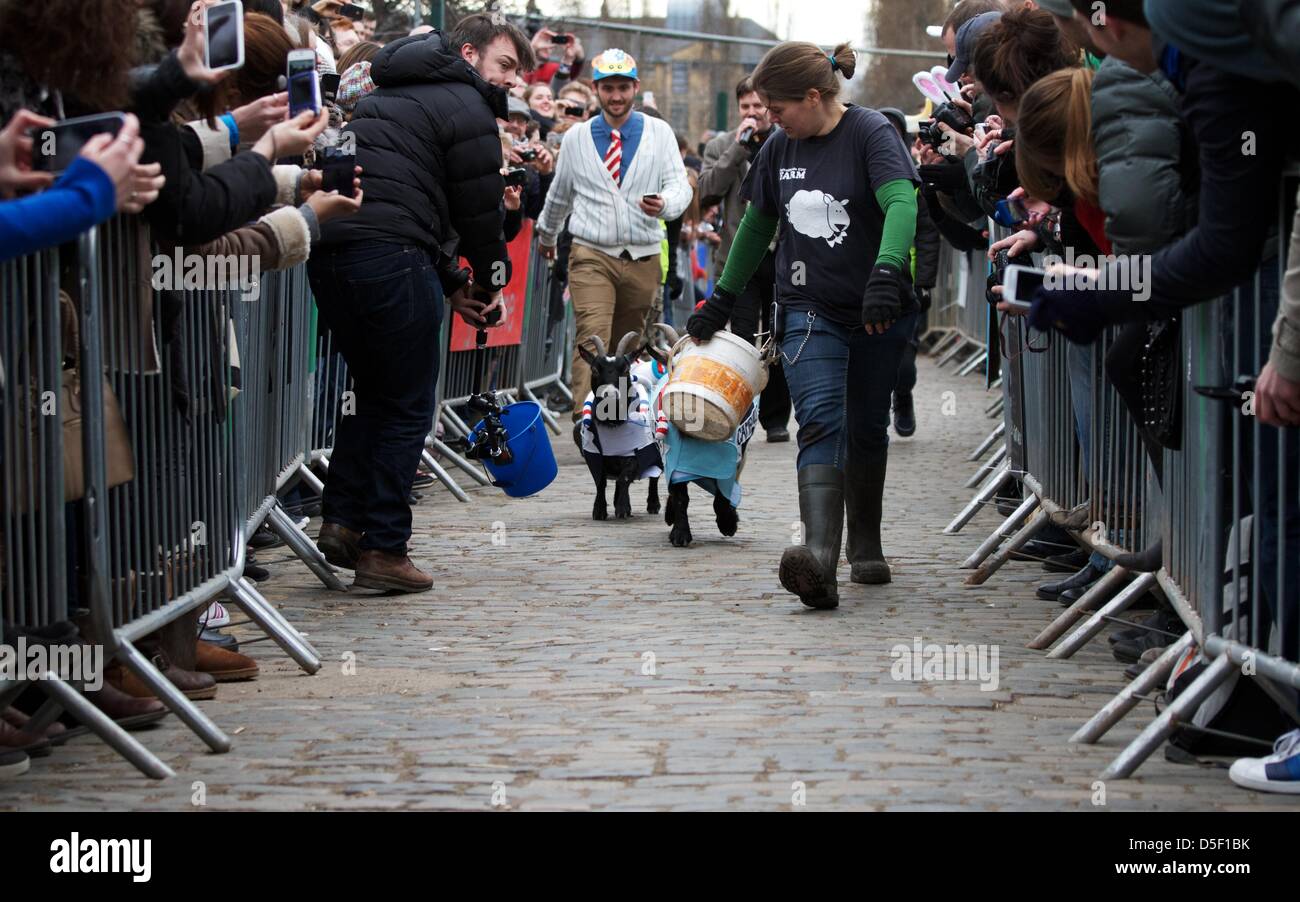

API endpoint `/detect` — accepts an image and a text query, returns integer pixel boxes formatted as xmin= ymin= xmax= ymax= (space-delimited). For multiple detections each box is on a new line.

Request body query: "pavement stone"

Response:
xmin=3 ymin=354 xmax=1295 ymax=812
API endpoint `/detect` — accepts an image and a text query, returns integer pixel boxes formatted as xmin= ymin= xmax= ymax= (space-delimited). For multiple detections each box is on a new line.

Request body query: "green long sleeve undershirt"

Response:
xmin=715 ymin=178 xmax=919 ymax=298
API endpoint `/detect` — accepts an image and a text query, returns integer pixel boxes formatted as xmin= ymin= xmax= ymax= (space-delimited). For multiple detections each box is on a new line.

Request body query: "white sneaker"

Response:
xmin=200 ymin=600 xmax=231 ymax=629
xmin=1228 ymin=727 xmax=1300 ymax=794
xmin=0 ymin=750 xmax=30 ymax=779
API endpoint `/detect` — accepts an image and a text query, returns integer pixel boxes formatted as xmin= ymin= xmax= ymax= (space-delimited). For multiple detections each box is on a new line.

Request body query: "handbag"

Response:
xmin=1140 ymin=316 xmax=1182 ymax=450
xmin=14 ymin=291 xmax=135 ymax=511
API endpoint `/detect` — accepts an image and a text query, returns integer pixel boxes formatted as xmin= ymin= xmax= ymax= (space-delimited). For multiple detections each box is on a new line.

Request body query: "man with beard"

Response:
xmin=698 ymin=75 xmax=792 ymax=442
xmin=535 ymin=48 xmax=693 ymax=423
xmin=309 ymin=14 xmax=534 ymax=593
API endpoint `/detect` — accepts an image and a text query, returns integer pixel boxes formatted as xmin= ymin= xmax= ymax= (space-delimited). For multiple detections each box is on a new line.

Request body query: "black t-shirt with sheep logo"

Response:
xmin=742 ymin=104 xmax=919 ymax=326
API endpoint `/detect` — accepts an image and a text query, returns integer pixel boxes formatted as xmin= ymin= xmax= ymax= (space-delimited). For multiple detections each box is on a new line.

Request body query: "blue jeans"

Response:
xmin=307 ymin=243 xmax=443 ymax=554
xmin=780 ymin=307 xmax=918 ymax=470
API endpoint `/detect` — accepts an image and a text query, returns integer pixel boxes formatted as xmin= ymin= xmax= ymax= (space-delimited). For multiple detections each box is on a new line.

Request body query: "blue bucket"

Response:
xmin=469 ymin=401 xmax=557 ymax=498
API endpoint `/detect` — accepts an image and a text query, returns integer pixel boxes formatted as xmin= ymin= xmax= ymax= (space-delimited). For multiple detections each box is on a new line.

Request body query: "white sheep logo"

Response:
xmin=786 ymin=189 xmax=851 ymax=247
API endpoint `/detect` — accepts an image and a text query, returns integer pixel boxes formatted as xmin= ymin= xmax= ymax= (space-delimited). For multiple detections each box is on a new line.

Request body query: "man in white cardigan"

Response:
xmin=535 ymin=48 xmax=692 ymax=417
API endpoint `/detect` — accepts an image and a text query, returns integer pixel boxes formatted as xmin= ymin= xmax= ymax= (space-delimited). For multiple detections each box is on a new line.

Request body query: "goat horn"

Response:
xmin=586 ymin=334 xmax=607 ymax=358
xmin=652 ymin=322 xmax=680 ymax=345
xmin=614 ymin=330 xmax=640 ymax=358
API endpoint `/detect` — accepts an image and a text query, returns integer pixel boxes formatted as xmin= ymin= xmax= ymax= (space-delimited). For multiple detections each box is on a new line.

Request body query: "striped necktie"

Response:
xmin=604 ymin=128 xmax=622 ymax=184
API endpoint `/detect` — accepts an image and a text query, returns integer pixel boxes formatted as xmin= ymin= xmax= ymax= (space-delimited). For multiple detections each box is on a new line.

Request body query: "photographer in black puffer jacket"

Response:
xmin=309 ymin=15 xmax=535 ymax=595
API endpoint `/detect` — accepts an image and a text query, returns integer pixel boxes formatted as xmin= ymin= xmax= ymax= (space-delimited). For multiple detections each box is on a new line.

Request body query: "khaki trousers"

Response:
xmin=568 ymin=244 xmax=661 ymax=416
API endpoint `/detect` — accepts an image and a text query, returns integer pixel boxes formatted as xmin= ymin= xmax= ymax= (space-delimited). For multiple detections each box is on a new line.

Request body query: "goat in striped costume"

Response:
xmin=576 ymin=331 xmax=663 ymax=520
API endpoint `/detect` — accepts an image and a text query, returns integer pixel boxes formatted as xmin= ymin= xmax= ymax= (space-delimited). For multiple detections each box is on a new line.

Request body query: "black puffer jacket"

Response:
xmin=320 ymin=31 xmax=510 ymax=290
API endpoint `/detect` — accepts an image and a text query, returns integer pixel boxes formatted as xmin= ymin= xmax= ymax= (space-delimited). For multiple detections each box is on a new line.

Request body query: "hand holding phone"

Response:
xmin=0 ymin=109 xmax=56 ymax=196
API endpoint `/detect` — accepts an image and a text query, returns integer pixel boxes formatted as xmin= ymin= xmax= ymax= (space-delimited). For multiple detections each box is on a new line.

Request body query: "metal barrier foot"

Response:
xmin=1027 ymin=566 xmax=1131 ymax=650
xmin=1100 ymin=653 xmax=1236 ymax=780
xmin=1047 ymin=571 xmax=1160 ymax=659
xmin=956 ymin=349 xmax=988 ymax=377
xmin=961 ymin=494 xmax=1037 ymax=569
xmin=522 ymin=384 xmax=563 ymax=435
xmin=296 ymin=462 xmax=325 ymax=497
xmin=430 ymin=436 xmax=491 ymax=486
xmin=945 ymin=463 xmax=1012 ymax=536
xmin=114 ymin=639 xmax=231 ymax=753
xmin=1071 ymin=632 xmax=1195 ymax=744
xmin=968 ymin=422 xmax=1006 ymax=462
xmin=964 ymin=444 xmax=1007 ymax=489
xmin=421 ymin=448 xmax=471 ymax=503
xmin=37 ymin=677 xmax=175 ymax=779
xmin=266 ymin=505 xmax=348 ymax=592
xmin=935 ymin=336 xmax=972 ymax=369
xmin=965 ymin=506 xmax=1047 ymax=586
xmin=226 ymin=577 xmax=322 ymax=674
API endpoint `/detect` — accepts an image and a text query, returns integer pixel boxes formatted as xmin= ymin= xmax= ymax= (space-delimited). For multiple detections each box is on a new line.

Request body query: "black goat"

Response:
xmin=575 ymin=331 xmax=662 ymax=521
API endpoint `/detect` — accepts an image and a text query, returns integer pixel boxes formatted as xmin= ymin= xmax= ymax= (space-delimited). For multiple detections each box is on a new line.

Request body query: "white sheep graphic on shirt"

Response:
xmin=786 ymin=189 xmax=851 ymax=247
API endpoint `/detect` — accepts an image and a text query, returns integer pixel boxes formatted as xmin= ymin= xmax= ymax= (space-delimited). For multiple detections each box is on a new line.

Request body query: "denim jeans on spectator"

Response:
xmin=1226 ymin=258 xmax=1299 ymax=661
xmin=307 ymin=243 xmax=443 ymax=555
xmin=1065 ymin=341 xmax=1113 ymax=572
xmin=780 ymin=307 xmax=917 ymax=470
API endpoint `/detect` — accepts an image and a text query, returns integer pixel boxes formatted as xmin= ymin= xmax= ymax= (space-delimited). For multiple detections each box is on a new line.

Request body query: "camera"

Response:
xmin=986 ymin=249 xmax=1015 ymax=306
xmin=516 ymin=147 xmax=538 ymax=162
xmin=504 ymin=167 xmax=530 ymax=188
xmin=918 ymin=101 xmax=976 ymax=150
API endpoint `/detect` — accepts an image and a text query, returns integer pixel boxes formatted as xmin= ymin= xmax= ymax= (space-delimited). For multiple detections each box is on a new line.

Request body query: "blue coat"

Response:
xmin=0 ymin=158 xmax=115 ymax=263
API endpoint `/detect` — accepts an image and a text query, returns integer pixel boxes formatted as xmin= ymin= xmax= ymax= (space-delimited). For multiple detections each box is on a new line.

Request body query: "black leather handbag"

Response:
xmin=1140 ymin=316 xmax=1182 ymax=450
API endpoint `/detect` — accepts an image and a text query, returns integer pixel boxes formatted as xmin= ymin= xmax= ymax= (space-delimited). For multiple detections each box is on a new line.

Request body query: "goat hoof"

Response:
xmin=670 ymin=522 xmax=692 ymax=547
xmin=647 ymin=499 xmax=661 ymax=515
xmin=592 ymin=504 xmax=608 ymax=521
xmin=714 ymin=497 xmax=739 ymax=537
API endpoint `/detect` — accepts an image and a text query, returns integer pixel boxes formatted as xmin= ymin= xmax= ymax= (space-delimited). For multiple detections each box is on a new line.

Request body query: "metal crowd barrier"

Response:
xmin=947 ymin=172 xmax=1300 ymax=780
xmin=0 ymin=216 xmax=331 ymax=779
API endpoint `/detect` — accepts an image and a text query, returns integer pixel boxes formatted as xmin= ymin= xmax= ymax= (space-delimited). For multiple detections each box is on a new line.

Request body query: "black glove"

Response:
xmin=915 ymin=286 xmax=932 ymax=312
xmin=917 ymin=160 xmax=969 ymax=194
xmin=862 ymin=264 xmax=904 ymax=328
xmin=686 ymin=287 xmax=737 ymax=341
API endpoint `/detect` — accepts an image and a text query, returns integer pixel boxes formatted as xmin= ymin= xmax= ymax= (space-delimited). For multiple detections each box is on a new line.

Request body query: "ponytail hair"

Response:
xmin=751 ymin=40 xmax=856 ymax=103
xmin=1015 ymin=67 xmax=1098 ymax=208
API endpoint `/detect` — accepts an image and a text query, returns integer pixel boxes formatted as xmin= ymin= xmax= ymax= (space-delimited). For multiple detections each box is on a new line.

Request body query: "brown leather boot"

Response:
xmin=107 ymin=652 xmax=217 ymax=701
xmin=2 ymin=706 xmax=67 ymax=745
xmin=80 ymin=680 xmax=168 ymax=730
xmin=353 ymin=550 xmax=433 ymax=593
xmin=317 ymin=522 xmax=362 ymax=570
xmin=194 ymin=640 xmax=259 ymax=682
xmin=0 ymin=719 xmax=52 ymax=757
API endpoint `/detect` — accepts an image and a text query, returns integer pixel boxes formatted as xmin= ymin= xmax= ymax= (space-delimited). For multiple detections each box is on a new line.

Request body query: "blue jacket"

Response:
xmin=0 ymin=158 xmax=116 ymax=263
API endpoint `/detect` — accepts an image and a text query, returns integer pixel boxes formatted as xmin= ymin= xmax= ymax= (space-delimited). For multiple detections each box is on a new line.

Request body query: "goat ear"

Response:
xmin=645 ymin=343 xmax=668 ymax=366
xmin=577 ymin=343 xmax=596 ymax=365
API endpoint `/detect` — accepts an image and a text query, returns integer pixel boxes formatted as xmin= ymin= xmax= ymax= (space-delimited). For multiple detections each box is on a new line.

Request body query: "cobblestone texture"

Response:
xmin=5 ymin=355 xmax=1296 ymax=811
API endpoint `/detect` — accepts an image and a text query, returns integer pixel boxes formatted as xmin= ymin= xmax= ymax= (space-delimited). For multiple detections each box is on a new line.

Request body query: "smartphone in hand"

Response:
xmin=287 ymin=49 xmax=320 ymax=117
xmin=320 ymin=149 xmax=356 ymax=198
xmin=205 ymin=1 xmax=245 ymax=72
xmin=1002 ymin=264 xmax=1046 ymax=309
xmin=30 ymin=112 xmax=127 ymax=174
